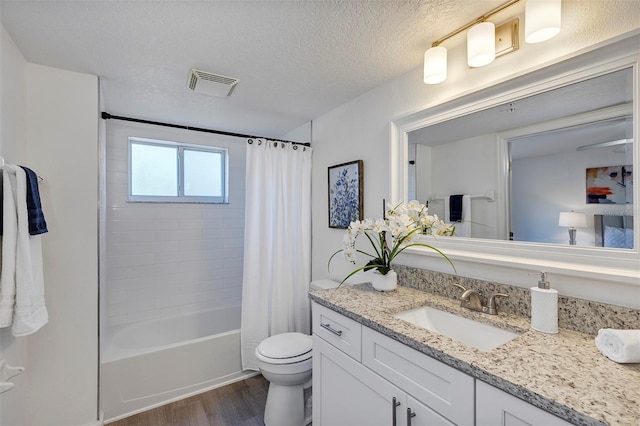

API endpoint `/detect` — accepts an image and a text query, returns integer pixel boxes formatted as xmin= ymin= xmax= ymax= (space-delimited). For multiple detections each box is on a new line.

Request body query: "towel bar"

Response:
xmin=430 ymin=190 xmax=495 ymax=202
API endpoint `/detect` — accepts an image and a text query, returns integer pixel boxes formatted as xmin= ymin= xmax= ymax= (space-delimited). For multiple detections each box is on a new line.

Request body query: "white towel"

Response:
xmin=0 ymin=168 xmax=18 ymax=327
xmin=444 ymin=195 xmax=471 ymax=237
xmin=0 ymin=165 xmax=48 ymax=336
xmin=459 ymin=195 xmax=471 ymax=237
xmin=595 ymin=328 xmax=640 ymax=363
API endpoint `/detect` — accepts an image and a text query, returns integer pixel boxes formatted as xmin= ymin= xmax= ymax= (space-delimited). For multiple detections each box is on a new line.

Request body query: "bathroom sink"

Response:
xmin=393 ymin=306 xmax=520 ymax=352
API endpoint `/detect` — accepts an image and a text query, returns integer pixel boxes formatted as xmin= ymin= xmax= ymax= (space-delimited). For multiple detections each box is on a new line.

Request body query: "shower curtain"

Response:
xmin=241 ymin=139 xmax=312 ymax=371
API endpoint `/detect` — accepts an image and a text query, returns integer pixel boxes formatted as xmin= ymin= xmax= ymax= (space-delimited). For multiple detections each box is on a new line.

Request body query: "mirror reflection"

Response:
xmin=408 ymin=68 xmax=634 ymax=249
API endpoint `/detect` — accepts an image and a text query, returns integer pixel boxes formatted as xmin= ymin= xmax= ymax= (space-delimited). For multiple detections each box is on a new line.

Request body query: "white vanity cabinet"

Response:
xmin=312 ymin=302 xmax=469 ymax=425
xmin=313 ymin=334 xmax=388 ymax=425
xmin=312 ymin=301 xmax=578 ymax=426
xmin=314 ymin=335 xmax=449 ymax=425
xmin=476 ymin=381 xmax=573 ymax=426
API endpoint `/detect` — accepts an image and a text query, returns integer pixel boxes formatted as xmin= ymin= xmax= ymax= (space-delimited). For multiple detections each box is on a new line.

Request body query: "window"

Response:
xmin=128 ymin=137 xmax=228 ymax=203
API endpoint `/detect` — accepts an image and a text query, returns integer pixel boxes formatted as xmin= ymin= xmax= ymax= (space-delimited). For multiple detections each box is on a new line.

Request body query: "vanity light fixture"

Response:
xmin=467 ymin=22 xmax=496 ymax=67
xmin=423 ymin=45 xmax=448 ymax=85
xmin=558 ymin=211 xmax=587 ymax=245
xmin=525 ymin=0 xmax=561 ymax=43
xmin=423 ymin=0 xmax=562 ymax=84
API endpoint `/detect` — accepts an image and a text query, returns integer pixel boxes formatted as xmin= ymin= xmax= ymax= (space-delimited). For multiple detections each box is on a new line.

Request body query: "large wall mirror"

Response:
xmin=390 ymin=34 xmax=639 ymax=284
xmin=408 ymin=68 xmax=633 ymax=249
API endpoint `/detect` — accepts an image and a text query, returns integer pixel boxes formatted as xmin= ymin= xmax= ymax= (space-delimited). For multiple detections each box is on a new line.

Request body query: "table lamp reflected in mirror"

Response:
xmin=559 ymin=211 xmax=587 ymax=245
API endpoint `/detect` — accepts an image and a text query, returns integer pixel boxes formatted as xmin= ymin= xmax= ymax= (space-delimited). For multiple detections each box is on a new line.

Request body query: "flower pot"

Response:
xmin=371 ymin=269 xmax=397 ymax=292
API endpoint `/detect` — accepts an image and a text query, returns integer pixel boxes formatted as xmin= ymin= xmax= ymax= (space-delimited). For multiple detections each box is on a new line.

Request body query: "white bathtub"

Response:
xmin=101 ymin=306 xmax=256 ymax=422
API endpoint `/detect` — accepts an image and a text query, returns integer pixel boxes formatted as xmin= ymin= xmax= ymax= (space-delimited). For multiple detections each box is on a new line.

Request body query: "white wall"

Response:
xmin=0 ymin=23 xmax=99 ymax=426
xmin=427 ymin=134 xmax=500 ymax=239
xmin=311 ymin=1 xmax=640 ymax=303
xmin=281 ymin=120 xmax=312 ymax=143
xmin=0 ymin=25 xmax=26 ymax=162
xmin=513 ymin=146 xmax=633 ymax=245
xmin=0 ymin=22 xmax=28 ymax=426
xmin=413 ymin=144 xmax=431 ymax=205
xmin=25 ymin=63 xmax=99 ymax=425
xmin=407 ymin=144 xmax=416 ymax=201
xmin=104 ymin=121 xmax=245 ymax=327
xmin=98 ymin=83 xmax=107 ymax=418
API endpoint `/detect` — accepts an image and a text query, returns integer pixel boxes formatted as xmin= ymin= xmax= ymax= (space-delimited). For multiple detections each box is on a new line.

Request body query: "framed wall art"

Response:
xmin=586 ymin=165 xmax=633 ymax=204
xmin=328 ymin=160 xmax=363 ymax=228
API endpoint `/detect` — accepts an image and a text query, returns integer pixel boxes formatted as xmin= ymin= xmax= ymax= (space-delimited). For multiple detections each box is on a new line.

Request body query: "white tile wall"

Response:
xmin=105 ymin=121 xmax=246 ymax=326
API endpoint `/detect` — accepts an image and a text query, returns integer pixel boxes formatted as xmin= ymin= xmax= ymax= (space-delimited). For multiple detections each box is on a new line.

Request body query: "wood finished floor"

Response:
xmin=108 ymin=375 xmax=269 ymax=426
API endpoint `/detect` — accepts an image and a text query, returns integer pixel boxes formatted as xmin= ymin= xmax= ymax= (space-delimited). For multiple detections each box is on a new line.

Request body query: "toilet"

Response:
xmin=255 ymin=279 xmax=340 ymax=426
xmin=255 ymin=332 xmax=313 ymax=425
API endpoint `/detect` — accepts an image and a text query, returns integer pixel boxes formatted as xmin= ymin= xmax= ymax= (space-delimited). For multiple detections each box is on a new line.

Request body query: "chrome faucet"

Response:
xmin=452 ymin=283 xmax=509 ymax=315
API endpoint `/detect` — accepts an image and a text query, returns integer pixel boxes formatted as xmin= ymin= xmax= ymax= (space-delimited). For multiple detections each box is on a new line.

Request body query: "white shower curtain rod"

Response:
xmin=101 ymin=112 xmax=311 ymax=147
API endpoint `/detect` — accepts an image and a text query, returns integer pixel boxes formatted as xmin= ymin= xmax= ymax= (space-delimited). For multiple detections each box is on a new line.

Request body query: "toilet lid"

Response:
xmin=257 ymin=332 xmax=312 ymax=359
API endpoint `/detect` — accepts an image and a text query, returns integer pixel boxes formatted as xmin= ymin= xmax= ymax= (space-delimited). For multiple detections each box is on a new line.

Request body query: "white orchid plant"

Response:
xmin=329 ymin=200 xmax=456 ymax=285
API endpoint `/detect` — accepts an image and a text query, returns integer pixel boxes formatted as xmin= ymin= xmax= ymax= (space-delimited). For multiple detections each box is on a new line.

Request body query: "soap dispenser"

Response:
xmin=530 ymin=272 xmax=558 ymax=334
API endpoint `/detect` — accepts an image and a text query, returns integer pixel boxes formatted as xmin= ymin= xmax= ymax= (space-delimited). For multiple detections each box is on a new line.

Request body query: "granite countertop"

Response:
xmin=309 ymin=284 xmax=640 ymax=426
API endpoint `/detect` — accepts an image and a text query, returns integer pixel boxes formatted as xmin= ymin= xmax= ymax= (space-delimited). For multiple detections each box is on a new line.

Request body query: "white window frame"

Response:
xmin=128 ymin=137 xmax=229 ymax=203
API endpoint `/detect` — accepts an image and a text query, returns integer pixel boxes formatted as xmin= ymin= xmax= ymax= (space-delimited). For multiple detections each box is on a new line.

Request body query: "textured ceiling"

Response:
xmin=0 ymin=0 xmax=508 ymax=140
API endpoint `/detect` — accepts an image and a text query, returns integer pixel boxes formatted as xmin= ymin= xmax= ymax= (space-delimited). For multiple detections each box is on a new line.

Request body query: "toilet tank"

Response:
xmin=309 ymin=279 xmax=340 ymax=291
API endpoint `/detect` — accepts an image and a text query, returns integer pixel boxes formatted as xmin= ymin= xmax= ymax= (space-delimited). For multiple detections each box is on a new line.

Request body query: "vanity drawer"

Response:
xmin=312 ymin=302 xmax=362 ymax=361
xmin=362 ymin=327 xmax=474 ymax=425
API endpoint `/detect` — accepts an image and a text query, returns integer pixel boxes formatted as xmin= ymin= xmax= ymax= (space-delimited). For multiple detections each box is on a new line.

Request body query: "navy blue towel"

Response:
xmin=20 ymin=166 xmax=48 ymax=235
xmin=449 ymin=194 xmax=463 ymax=222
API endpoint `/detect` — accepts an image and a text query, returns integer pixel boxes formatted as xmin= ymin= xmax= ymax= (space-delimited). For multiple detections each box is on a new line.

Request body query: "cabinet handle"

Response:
xmin=391 ymin=396 xmax=401 ymax=426
xmin=320 ymin=322 xmax=343 ymax=336
xmin=407 ymin=408 xmax=416 ymax=426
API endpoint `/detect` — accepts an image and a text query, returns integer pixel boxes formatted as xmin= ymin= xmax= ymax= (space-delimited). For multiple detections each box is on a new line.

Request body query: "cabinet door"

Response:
xmin=476 ymin=381 xmax=572 ymax=426
xmin=407 ymin=395 xmax=456 ymax=426
xmin=362 ymin=327 xmax=474 ymax=425
xmin=313 ymin=335 xmax=405 ymax=426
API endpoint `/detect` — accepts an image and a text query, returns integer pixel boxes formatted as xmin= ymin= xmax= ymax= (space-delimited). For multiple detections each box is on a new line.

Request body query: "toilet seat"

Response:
xmin=256 ymin=332 xmax=312 ymax=365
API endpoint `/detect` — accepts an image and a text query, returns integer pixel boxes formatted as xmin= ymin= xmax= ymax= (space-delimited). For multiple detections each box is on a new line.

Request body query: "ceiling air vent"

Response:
xmin=188 ymin=69 xmax=239 ymax=97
